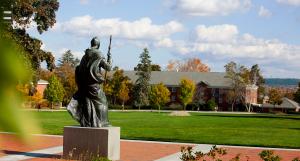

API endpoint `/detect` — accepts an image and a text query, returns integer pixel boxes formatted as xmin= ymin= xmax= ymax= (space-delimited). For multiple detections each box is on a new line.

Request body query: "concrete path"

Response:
xmin=0 ymin=133 xmax=299 ymax=161
xmin=0 ymin=146 xmax=62 ymax=161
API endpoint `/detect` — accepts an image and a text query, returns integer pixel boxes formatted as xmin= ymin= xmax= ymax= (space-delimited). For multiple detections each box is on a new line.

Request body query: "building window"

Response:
xmin=219 ymin=97 xmax=223 ymax=103
xmin=211 ymin=89 xmax=215 ymax=96
xmin=172 ymin=87 xmax=177 ymax=93
xmin=171 ymin=95 xmax=176 ymax=101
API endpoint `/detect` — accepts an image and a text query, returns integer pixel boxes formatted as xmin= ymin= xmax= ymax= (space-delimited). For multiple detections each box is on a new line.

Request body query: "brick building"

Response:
xmin=122 ymin=71 xmax=258 ymax=111
xmin=36 ymin=79 xmax=49 ymax=97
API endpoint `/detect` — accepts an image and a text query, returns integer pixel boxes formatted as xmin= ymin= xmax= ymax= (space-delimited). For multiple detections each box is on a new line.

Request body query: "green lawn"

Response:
xmin=33 ymin=111 xmax=300 ymax=148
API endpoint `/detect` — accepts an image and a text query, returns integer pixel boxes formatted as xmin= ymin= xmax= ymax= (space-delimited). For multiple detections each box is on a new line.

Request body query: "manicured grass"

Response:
xmin=33 ymin=111 xmax=300 ymax=148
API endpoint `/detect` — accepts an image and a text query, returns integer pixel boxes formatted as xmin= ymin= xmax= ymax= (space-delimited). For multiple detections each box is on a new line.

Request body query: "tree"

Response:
xmin=54 ymin=63 xmax=76 ymax=106
xmin=58 ymin=50 xmax=79 ymax=67
xmin=179 ymin=78 xmax=195 ymax=110
xmin=8 ymin=29 xmax=55 ymax=73
xmin=206 ymin=98 xmax=217 ymax=111
xmin=2 ymin=0 xmax=59 ymax=81
xmin=224 ymin=62 xmax=263 ymax=112
xmin=44 ymin=75 xmax=64 ymax=108
xmin=103 ymin=75 xmax=113 ymax=103
xmin=118 ymin=80 xmax=130 ymax=110
xmin=226 ymin=90 xmax=238 ymax=111
xmin=133 ymin=48 xmax=151 ymax=109
xmin=0 ymin=22 xmax=40 ymax=140
xmin=225 ymin=61 xmax=248 ymax=111
xmin=12 ymin=0 xmax=59 ymax=34
xmin=134 ymin=64 xmax=161 ymax=71
xmin=110 ymin=69 xmax=130 ymax=105
xmin=151 ymin=64 xmax=161 ymax=71
xmin=293 ymin=82 xmax=300 ymax=103
xmin=269 ymin=88 xmax=283 ymax=107
xmin=38 ymin=68 xmax=53 ymax=81
xmin=167 ymin=58 xmax=210 ymax=72
xmin=149 ymin=83 xmax=170 ymax=112
xmin=250 ymin=64 xmax=265 ymax=103
xmin=55 ymin=51 xmax=79 ymax=105
xmin=250 ymin=64 xmax=264 ymax=85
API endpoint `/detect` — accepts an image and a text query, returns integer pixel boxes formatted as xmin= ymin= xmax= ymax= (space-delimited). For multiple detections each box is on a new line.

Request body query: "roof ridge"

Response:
xmin=283 ymin=97 xmax=300 ymax=108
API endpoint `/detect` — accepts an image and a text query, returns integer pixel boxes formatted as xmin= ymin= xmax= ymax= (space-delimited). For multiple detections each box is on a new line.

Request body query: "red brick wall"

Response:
xmin=245 ymin=85 xmax=258 ymax=104
xmin=36 ymin=84 xmax=47 ymax=97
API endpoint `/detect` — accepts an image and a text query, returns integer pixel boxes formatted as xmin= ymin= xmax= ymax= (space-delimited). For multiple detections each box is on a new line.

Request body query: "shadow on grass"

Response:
xmin=288 ymin=128 xmax=300 ymax=131
xmin=192 ymin=113 xmax=300 ymax=121
xmin=1 ymin=150 xmax=61 ymax=159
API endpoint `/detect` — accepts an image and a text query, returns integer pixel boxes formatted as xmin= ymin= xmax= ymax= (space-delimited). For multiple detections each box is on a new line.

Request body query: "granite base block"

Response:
xmin=63 ymin=126 xmax=120 ymax=160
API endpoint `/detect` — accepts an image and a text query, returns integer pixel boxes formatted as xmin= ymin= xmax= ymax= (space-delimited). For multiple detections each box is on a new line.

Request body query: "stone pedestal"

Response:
xmin=63 ymin=126 xmax=120 ymax=160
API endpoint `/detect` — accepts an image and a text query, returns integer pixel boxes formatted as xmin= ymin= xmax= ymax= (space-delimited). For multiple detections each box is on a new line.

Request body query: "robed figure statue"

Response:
xmin=67 ymin=36 xmax=112 ymax=127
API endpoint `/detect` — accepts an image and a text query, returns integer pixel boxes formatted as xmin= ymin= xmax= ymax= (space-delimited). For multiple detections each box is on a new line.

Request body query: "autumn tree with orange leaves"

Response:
xmin=167 ymin=58 xmax=210 ymax=72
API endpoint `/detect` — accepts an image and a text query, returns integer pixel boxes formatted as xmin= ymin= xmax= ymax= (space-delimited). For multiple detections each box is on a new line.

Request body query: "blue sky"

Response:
xmin=28 ymin=0 xmax=300 ymax=78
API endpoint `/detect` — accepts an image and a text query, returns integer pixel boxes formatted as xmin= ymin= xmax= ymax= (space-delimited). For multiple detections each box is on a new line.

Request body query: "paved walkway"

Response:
xmin=0 ymin=133 xmax=299 ymax=161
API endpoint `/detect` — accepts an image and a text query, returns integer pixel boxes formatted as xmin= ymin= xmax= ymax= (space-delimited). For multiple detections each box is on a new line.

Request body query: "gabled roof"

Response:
xmin=262 ymin=97 xmax=300 ymax=110
xmin=116 ymin=71 xmax=232 ymax=88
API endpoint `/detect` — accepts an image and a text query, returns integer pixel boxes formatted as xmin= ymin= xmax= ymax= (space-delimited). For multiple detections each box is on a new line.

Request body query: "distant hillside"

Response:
xmin=265 ymin=78 xmax=300 ymax=87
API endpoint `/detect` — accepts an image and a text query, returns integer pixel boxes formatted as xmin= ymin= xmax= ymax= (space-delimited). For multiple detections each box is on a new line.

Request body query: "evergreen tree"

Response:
xmin=44 ymin=75 xmax=65 ymax=108
xmin=58 ymin=50 xmax=79 ymax=67
xmin=133 ymin=48 xmax=151 ymax=109
xmin=134 ymin=64 xmax=161 ymax=71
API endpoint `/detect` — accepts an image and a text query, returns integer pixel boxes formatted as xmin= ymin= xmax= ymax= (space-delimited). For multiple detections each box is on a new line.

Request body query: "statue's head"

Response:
xmin=91 ymin=37 xmax=100 ymax=49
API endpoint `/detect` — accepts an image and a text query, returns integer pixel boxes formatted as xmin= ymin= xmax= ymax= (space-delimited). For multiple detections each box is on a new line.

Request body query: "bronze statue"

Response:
xmin=67 ymin=36 xmax=112 ymax=127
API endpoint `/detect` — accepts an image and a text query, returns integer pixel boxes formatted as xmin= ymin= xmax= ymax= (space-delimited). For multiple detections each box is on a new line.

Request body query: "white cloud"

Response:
xmin=155 ymin=38 xmax=174 ymax=48
xmin=162 ymin=24 xmax=300 ymax=65
xmin=195 ymin=24 xmax=238 ymax=43
xmin=277 ymin=0 xmax=300 ymax=6
xmin=172 ymin=0 xmax=252 ymax=16
xmin=57 ymin=15 xmax=184 ymax=41
xmin=258 ymin=6 xmax=272 ymax=18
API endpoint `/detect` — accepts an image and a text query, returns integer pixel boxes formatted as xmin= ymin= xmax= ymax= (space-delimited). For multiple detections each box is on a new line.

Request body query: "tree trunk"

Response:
xmin=245 ymin=103 xmax=252 ymax=112
xmin=122 ymin=101 xmax=124 ymax=111
xmin=158 ymin=105 xmax=160 ymax=113
xmin=113 ymin=96 xmax=116 ymax=105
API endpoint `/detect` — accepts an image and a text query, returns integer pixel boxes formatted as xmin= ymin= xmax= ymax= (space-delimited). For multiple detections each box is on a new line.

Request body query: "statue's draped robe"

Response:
xmin=70 ymin=47 xmax=111 ymax=127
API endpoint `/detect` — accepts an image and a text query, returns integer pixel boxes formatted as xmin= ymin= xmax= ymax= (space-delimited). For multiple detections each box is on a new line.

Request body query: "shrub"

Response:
xmin=180 ymin=147 xmax=299 ymax=161
xmin=180 ymin=145 xmax=227 ymax=161
xmin=165 ymin=103 xmax=183 ymax=110
xmin=39 ymin=99 xmax=50 ymax=108
xmin=91 ymin=157 xmax=111 ymax=161
xmin=186 ymin=103 xmax=198 ymax=111
xmin=259 ymin=150 xmax=281 ymax=161
xmin=206 ymin=98 xmax=217 ymax=111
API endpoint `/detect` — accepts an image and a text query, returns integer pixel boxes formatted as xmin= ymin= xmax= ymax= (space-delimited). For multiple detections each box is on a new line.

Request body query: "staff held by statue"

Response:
xmin=104 ymin=35 xmax=112 ymax=85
